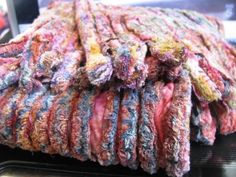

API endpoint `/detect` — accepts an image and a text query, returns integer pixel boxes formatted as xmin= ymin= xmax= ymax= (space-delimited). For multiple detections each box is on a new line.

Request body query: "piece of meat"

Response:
xmin=97 ymin=89 xmax=120 ymax=166
xmin=30 ymin=92 xmax=57 ymax=153
xmin=117 ymin=89 xmax=139 ymax=169
xmin=70 ymin=88 xmax=98 ymax=161
xmin=102 ymin=6 xmax=148 ymax=88
xmin=19 ymin=31 xmax=53 ymax=92
xmin=184 ymin=52 xmax=222 ymax=102
xmin=162 ymin=71 xmax=192 ymax=177
xmin=20 ymin=1 xmax=78 ymax=93
xmin=121 ymin=7 xmax=185 ymax=66
xmin=89 ymin=2 xmax=133 ymax=86
xmin=0 ymin=89 xmax=25 ymax=147
xmin=75 ymin=0 xmax=113 ymax=86
xmin=15 ymin=86 xmax=47 ymax=150
xmin=139 ymin=81 xmax=163 ymax=174
xmin=191 ymin=95 xmax=217 ymax=145
xmin=48 ymin=88 xmax=78 ymax=156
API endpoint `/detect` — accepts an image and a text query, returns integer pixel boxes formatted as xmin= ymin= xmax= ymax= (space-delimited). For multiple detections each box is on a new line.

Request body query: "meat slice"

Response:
xmin=122 ymin=8 xmax=185 ymax=65
xmin=89 ymin=2 xmax=132 ymax=85
xmin=191 ymin=95 xmax=217 ymax=145
xmin=15 ymin=86 xmax=47 ymax=150
xmin=102 ymin=6 xmax=148 ymax=88
xmin=184 ymin=53 xmax=222 ymax=102
xmin=97 ymin=89 xmax=120 ymax=166
xmin=0 ymin=88 xmax=25 ymax=148
xmin=75 ymin=0 xmax=112 ymax=86
xmin=162 ymin=71 xmax=192 ymax=177
xmin=48 ymin=88 xmax=78 ymax=156
xmin=139 ymin=81 xmax=163 ymax=174
xmin=117 ymin=89 xmax=139 ymax=169
xmin=70 ymin=88 xmax=98 ymax=161
xmin=30 ymin=92 xmax=57 ymax=153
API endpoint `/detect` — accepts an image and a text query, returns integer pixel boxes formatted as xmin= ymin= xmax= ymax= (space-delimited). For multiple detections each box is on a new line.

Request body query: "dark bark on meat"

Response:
xmin=75 ymin=0 xmax=113 ymax=86
xmin=70 ymin=88 xmax=98 ymax=161
xmin=97 ymin=89 xmax=120 ymax=166
xmin=117 ymin=89 xmax=139 ymax=169
xmin=163 ymin=71 xmax=192 ymax=177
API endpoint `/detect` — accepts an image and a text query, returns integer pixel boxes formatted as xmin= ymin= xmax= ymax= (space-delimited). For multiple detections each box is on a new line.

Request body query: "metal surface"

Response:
xmin=6 ymin=0 xmax=19 ymax=37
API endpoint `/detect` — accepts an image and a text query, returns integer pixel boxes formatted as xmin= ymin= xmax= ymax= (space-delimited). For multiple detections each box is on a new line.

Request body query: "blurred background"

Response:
xmin=0 ymin=0 xmax=235 ymax=42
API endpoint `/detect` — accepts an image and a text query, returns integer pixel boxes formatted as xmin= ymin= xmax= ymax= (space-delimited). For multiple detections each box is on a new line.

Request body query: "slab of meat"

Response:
xmin=75 ymin=0 xmax=113 ymax=86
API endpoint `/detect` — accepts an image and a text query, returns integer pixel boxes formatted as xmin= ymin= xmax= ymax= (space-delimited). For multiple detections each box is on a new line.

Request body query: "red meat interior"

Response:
xmin=90 ymin=91 xmax=108 ymax=158
xmin=154 ymin=83 xmax=174 ymax=168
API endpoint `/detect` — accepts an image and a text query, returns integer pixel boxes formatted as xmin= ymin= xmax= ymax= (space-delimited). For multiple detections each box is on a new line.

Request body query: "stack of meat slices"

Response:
xmin=0 ymin=0 xmax=236 ymax=177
